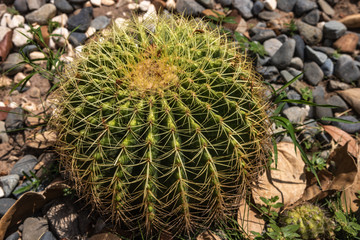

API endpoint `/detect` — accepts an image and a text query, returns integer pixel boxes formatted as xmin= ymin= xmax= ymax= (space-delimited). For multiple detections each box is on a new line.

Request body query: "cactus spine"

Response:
xmin=52 ymin=15 xmax=270 ymax=236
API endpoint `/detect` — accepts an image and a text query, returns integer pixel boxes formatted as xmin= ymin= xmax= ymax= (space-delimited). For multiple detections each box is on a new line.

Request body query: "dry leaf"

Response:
xmin=196 ymin=230 xmax=222 ymax=240
xmin=0 ymin=182 xmax=68 ymax=240
xmin=337 ymin=88 xmax=360 ymax=115
xmin=26 ymin=131 xmax=57 ymax=149
xmin=237 ymin=200 xmax=265 ymax=238
xmin=252 ymin=142 xmax=306 ymax=207
xmin=341 ymin=168 xmax=360 ymax=212
xmin=301 ymin=169 xmax=333 ymax=202
xmin=323 ymin=125 xmax=359 ymax=158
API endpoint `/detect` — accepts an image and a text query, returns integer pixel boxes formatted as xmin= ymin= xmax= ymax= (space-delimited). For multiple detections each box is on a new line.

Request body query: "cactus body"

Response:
xmin=280 ymin=204 xmax=335 ymax=239
xmin=53 ymin=16 xmax=270 ymax=235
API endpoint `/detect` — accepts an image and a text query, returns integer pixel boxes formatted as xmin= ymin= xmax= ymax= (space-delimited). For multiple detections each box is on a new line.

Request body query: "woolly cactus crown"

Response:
xmin=52 ymin=15 xmax=270 ymax=236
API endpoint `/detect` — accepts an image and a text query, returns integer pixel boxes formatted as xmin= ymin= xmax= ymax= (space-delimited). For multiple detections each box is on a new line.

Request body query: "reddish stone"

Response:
xmin=34 ymin=26 xmax=50 ymax=48
xmin=151 ymin=0 xmax=166 ymax=13
xmin=0 ymin=31 xmax=13 ymax=64
xmin=0 ymin=107 xmax=12 ymax=121
xmin=333 ymin=33 xmax=359 ymax=53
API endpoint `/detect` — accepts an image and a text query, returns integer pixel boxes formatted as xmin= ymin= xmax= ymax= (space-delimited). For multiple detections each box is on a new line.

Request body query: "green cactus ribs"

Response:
xmin=53 ymin=15 xmax=271 ymax=236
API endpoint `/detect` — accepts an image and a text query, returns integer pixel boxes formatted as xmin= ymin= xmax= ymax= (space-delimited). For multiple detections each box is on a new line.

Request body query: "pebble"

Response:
xmin=277 ymin=0 xmax=297 ymax=12
xmin=304 ymin=61 xmax=323 ymax=86
xmin=14 ymin=0 xmax=29 ymax=13
xmin=0 ymin=174 xmax=19 ymax=197
xmin=280 ymin=69 xmax=294 ymax=82
xmin=314 ymin=95 xmax=333 ymax=124
xmin=276 ymin=34 xmax=288 ymax=43
xmin=332 ymin=115 xmax=360 ymax=134
xmin=51 ymin=14 xmax=68 ymax=27
xmin=328 ymin=95 xmax=348 ymax=113
xmin=85 ymin=26 xmax=96 ymax=38
xmin=9 ymin=154 xmax=38 ymax=177
xmin=328 ymin=80 xmax=351 ymax=91
xmin=296 ymin=21 xmax=323 ymax=45
xmin=0 ymin=121 xmax=9 ymax=143
xmin=270 ymin=38 xmax=295 ymax=70
xmin=312 ymin=46 xmax=336 ymax=57
xmin=67 ymin=7 xmax=93 ymax=32
xmin=12 ymin=27 xmax=33 ymax=48
xmin=258 ymin=66 xmax=279 ymax=82
xmin=250 ymin=29 xmax=276 ymax=43
xmin=69 ymin=32 xmax=87 ymax=47
xmin=90 ymin=0 xmax=101 ymax=6
xmin=25 ymin=3 xmax=57 ymax=25
xmin=139 ymin=0 xmax=151 ymax=11
xmin=290 ymin=57 xmax=304 ymax=70
xmin=305 ymin=46 xmax=327 ymax=65
xmin=27 ymin=0 xmax=46 ymax=10
xmin=302 ymin=9 xmax=320 ymax=26
xmin=217 ymin=0 xmax=231 ymax=7
xmin=23 ymin=217 xmax=49 ymax=240
xmin=233 ymin=0 xmax=253 ymax=19
xmin=282 ymin=106 xmax=308 ymax=124
xmin=2 ymin=53 xmax=24 ymax=75
xmin=318 ymin=0 xmax=335 ymax=17
xmin=320 ymin=58 xmax=334 ymax=77
xmin=0 ymin=198 xmax=16 ymax=217
xmin=340 ymin=14 xmax=360 ymax=29
xmin=287 ymin=67 xmax=302 ymax=79
xmin=90 ymin=16 xmax=110 ymax=30
xmin=294 ymin=0 xmax=317 ymax=17
xmin=101 ymin=0 xmax=115 ymax=6
xmin=252 ymin=0 xmax=264 ymax=16
xmin=52 ymin=27 xmax=69 ymax=47
xmin=0 ymin=26 xmax=11 ymax=42
xmin=293 ymin=34 xmax=305 ymax=60
xmin=286 ymin=90 xmax=301 ymax=105
xmin=264 ymin=0 xmax=276 ymax=11
xmin=29 ymin=51 xmax=46 ymax=60
xmin=175 ymin=0 xmax=205 ymax=16
xmin=8 ymin=15 xmax=25 ymax=29
xmin=40 ymin=231 xmax=57 ymax=240
xmin=334 ymin=55 xmax=360 ymax=83
xmin=263 ymin=38 xmax=282 ymax=57
xmin=333 ymin=33 xmax=359 ymax=53
xmin=258 ymin=11 xmax=280 ymax=21
xmin=323 ymin=21 xmax=347 ymax=40
xmin=5 ymin=232 xmax=20 ymax=240
xmin=54 ymin=0 xmax=74 ymax=13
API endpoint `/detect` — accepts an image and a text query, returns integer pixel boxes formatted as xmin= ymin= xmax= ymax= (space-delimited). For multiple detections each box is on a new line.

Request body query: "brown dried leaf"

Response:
xmin=252 ymin=142 xmax=306 ymax=207
xmin=196 ymin=230 xmax=222 ymax=240
xmin=337 ymin=88 xmax=360 ymax=115
xmin=341 ymin=169 xmax=360 ymax=212
xmin=301 ymin=169 xmax=333 ymax=202
xmin=323 ymin=125 xmax=359 ymax=158
xmin=237 ymin=200 xmax=265 ymax=239
xmin=26 ymin=131 xmax=57 ymax=149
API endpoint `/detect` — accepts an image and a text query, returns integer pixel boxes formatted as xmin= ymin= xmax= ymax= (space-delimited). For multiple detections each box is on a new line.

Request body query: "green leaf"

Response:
xmin=260 ymin=196 xmax=269 ymax=204
xmin=274 ymin=73 xmax=303 ymax=96
xmin=321 ymin=117 xmax=360 ymax=124
xmin=272 ymin=202 xmax=284 ymax=209
xmin=10 ymin=71 xmax=36 ymax=94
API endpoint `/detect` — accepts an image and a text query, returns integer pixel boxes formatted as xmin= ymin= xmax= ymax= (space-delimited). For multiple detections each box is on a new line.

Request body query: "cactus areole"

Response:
xmin=53 ymin=15 xmax=270 ymax=236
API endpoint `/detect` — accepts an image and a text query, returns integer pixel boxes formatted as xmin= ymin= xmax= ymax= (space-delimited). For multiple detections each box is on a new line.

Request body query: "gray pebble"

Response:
xmin=14 ymin=0 xmax=28 ymax=13
xmin=69 ymin=32 xmax=87 ymax=47
xmin=304 ymin=61 xmax=324 ymax=86
xmin=332 ymin=115 xmax=360 ymax=134
xmin=276 ymin=34 xmax=288 ymax=43
xmin=323 ymin=21 xmax=347 ymax=40
xmin=252 ymin=0 xmax=264 ymax=16
xmin=40 ymin=231 xmax=57 ymax=240
xmin=271 ymin=39 xmax=296 ymax=70
xmin=296 ymin=21 xmax=323 ymax=45
xmin=280 ymin=70 xmax=295 ymax=82
xmin=277 ymin=0 xmax=297 ymax=12
xmin=293 ymin=34 xmax=305 ymax=60
xmin=258 ymin=11 xmax=280 ymax=21
xmin=176 ymin=0 xmax=205 ymax=16
xmin=67 ymin=7 xmax=93 ymax=32
xmin=320 ymin=58 xmax=334 ymax=76
xmin=0 ymin=198 xmax=16 ymax=217
xmin=312 ymin=46 xmax=336 ymax=57
xmin=305 ymin=46 xmax=328 ymax=65
xmin=2 ymin=53 xmax=25 ymax=75
xmin=25 ymin=3 xmax=57 ymax=25
xmin=334 ymin=55 xmax=360 ymax=83
xmin=328 ymin=80 xmax=351 ymax=91
xmin=290 ymin=57 xmax=304 ymax=70
xmin=10 ymin=155 xmax=38 ymax=177
xmin=0 ymin=175 xmax=19 ymax=198
xmin=90 ymin=16 xmax=110 ymax=30
xmin=328 ymin=95 xmax=348 ymax=113
xmin=283 ymin=106 xmax=308 ymax=124
xmin=5 ymin=107 xmax=24 ymax=132
xmin=5 ymin=232 xmax=20 ymax=240
xmin=54 ymin=0 xmax=73 ymax=13
xmin=233 ymin=0 xmax=253 ymax=19
xmin=27 ymin=0 xmax=46 ymax=10
xmin=314 ymin=95 xmax=333 ymax=124
xmin=258 ymin=66 xmax=279 ymax=82
xmin=23 ymin=217 xmax=48 ymax=240
xmin=302 ymin=9 xmax=320 ymax=26
xmin=294 ymin=0 xmax=317 ymax=16
xmin=251 ymin=29 xmax=276 ymax=43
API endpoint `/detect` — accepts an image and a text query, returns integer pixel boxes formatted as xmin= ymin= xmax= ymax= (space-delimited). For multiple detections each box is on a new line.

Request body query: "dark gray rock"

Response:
xmin=304 ymin=61 xmax=324 ymax=86
xmin=332 ymin=115 xmax=360 ymax=134
xmin=10 ymin=155 xmax=38 ymax=177
xmin=334 ymin=55 xmax=360 ymax=83
xmin=271 ymin=39 xmax=296 ymax=70
xmin=296 ymin=21 xmax=322 ymax=45
xmin=293 ymin=35 xmax=305 ymax=60
xmin=328 ymin=95 xmax=348 ymax=113
xmin=314 ymin=95 xmax=333 ymax=124
xmin=5 ymin=232 xmax=20 ymax=240
xmin=312 ymin=46 xmax=336 ymax=57
xmin=323 ymin=21 xmax=347 ymax=40
xmin=233 ymin=0 xmax=253 ymax=19
xmin=277 ymin=0 xmax=297 ymax=12
xmin=2 ymin=53 xmax=24 ymax=75
xmin=0 ymin=175 xmax=19 ymax=198
xmin=217 ymin=0 xmax=231 ymax=7
xmin=294 ymin=0 xmax=317 ymax=16
xmin=257 ymin=56 xmax=270 ymax=66
xmin=321 ymin=58 xmax=334 ymax=76
xmin=25 ymin=4 xmax=57 ymax=25
xmin=176 ymin=0 xmax=205 ymax=16
xmin=287 ymin=67 xmax=303 ymax=79
xmin=258 ymin=11 xmax=280 ymax=21
xmin=276 ymin=34 xmax=288 ymax=43
xmin=54 ymin=0 xmax=73 ymax=13
xmin=252 ymin=0 xmax=264 ymax=16
xmin=0 ymin=198 xmax=16 ymax=217
xmin=21 ymin=45 xmax=38 ymax=57
xmin=68 ymin=0 xmax=87 ymax=3
xmin=302 ymin=9 xmax=320 ymax=26
xmin=312 ymin=85 xmax=326 ymax=98
xmin=250 ymin=29 xmax=276 ymax=43
xmin=67 ymin=7 xmax=93 ymax=32
xmin=5 ymin=107 xmax=24 ymax=132
xmin=69 ymin=32 xmax=87 ymax=47
xmin=287 ymin=90 xmax=301 ymax=105
xmin=305 ymin=46 xmax=328 ymax=65
xmin=23 ymin=217 xmax=48 ymax=240
xmin=196 ymin=0 xmax=215 ymax=8
xmin=14 ymin=0 xmax=28 ymax=13
xmin=90 ymin=16 xmax=110 ymax=30
xmin=257 ymin=66 xmax=279 ymax=82
xmin=40 ymin=231 xmax=57 ymax=240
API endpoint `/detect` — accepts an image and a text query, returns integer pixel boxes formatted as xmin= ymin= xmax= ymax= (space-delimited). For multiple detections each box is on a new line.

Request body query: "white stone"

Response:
xmin=0 ymin=13 xmax=11 ymax=27
xmin=51 ymin=27 xmax=69 ymax=47
xmin=128 ymin=2 xmax=139 ymax=10
xmin=29 ymin=51 xmax=46 ymax=60
xmin=91 ymin=0 xmax=101 ymax=6
xmin=166 ymin=0 xmax=176 ymax=10
xmin=0 ymin=75 xmax=11 ymax=87
xmin=12 ymin=27 xmax=33 ymax=47
xmin=85 ymin=26 xmax=96 ymax=38
xmin=9 ymin=102 xmax=18 ymax=108
xmin=49 ymin=37 xmax=56 ymax=49
xmin=8 ymin=15 xmax=25 ymax=29
xmin=263 ymin=38 xmax=282 ymax=57
xmin=139 ymin=0 xmax=151 ymax=11
xmin=0 ymin=102 xmax=5 ymax=107
xmin=102 ymin=0 xmax=115 ymax=6
xmin=13 ymin=72 xmax=30 ymax=87
xmin=264 ymin=0 xmax=277 ymax=11
xmin=0 ymin=26 xmax=11 ymax=42
xmin=0 ymin=187 xmax=4 ymax=198
xmin=75 ymin=45 xmax=83 ymax=56
xmin=21 ymin=101 xmax=37 ymax=112
xmin=51 ymin=14 xmax=68 ymax=27
xmin=143 ymin=4 xmax=157 ymax=21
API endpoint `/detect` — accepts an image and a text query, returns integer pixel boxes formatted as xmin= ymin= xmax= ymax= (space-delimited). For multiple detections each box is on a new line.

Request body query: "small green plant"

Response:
xmin=234 ymin=32 xmax=267 ymax=57
xmin=300 ymin=87 xmax=313 ymax=102
xmin=205 ymin=9 xmax=237 ymax=25
xmin=6 ymin=6 xmax=19 ymax=15
xmin=284 ymin=20 xmax=297 ymax=36
xmin=332 ymin=50 xmax=341 ymax=59
xmin=12 ymin=171 xmax=42 ymax=195
xmin=306 ymin=152 xmax=327 ymax=172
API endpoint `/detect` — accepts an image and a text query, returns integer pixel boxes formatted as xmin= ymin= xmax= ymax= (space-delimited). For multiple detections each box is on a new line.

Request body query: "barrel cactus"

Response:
xmin=52 ymin=15 xmax=270 ymax=236
xmin=280 ymin=204 xmax=335 ymax=239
